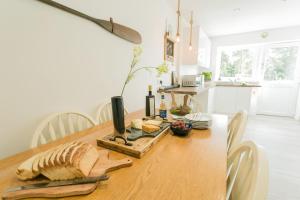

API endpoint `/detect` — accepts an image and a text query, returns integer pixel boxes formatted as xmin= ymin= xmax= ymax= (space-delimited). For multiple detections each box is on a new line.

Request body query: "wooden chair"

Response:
xmin=227 ymin=110 xmax=248 ymax=153
xmin=227 ymin=141 xmax=269 ymax=200
xmin=96 ymin=100 xmax=129 ymax=124
xmin=31 ymin=112 xmax=96 ymax=148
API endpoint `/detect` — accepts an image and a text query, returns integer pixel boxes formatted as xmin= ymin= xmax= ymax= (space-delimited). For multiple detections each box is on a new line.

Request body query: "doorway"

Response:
xmin=257 ymin=43 xmax=300 ymax=117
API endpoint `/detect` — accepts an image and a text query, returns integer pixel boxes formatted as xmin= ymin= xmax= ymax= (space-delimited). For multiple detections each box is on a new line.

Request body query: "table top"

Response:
xmin=158 ymin=82 xmax=216 ymax=95
xmin=0 ymin=110 xmax=228 ymax=200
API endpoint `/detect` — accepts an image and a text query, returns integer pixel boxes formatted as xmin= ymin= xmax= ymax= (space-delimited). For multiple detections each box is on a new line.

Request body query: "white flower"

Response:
xmin=133 ymin=46 xmax=143 ymax=58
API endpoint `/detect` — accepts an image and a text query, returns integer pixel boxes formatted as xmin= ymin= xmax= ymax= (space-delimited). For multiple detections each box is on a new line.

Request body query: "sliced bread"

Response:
xmin=16 ymin=153 xmax=42 ymax=180
xmin=16 ymin=141 xmax=99 ymax=181
xmin=72 ymin=143 xmax=99 ymax=177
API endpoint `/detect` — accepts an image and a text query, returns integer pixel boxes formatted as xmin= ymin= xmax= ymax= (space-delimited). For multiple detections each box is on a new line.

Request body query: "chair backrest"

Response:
xmin=96 ymin=100 xmax=129 ymax=124
xmin=227 ymin=110 xmax=248 ymax=152
xmin=31 ymin=112 xmax=96 ymax=148
xmin=227 ymin=141 xmax=269 ymax=200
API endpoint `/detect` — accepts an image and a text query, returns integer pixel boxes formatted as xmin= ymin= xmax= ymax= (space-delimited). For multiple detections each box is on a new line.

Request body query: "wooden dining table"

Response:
xmin=0 ymin=110 xmax=228 ymax=200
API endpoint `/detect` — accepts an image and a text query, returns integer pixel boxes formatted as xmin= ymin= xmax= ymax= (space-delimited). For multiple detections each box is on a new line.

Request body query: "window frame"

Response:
xmin=216 ymin=41 xmax=300 ymax=83
xmin=216 ymin=44 xmax=261 ymax=82
xmin=262 ymin=42 xmax=300 ymax=83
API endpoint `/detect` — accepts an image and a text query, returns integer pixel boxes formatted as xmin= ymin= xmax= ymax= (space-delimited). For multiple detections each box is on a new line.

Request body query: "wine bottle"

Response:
xmin=145 ymin=85 xmax=155 ymax=117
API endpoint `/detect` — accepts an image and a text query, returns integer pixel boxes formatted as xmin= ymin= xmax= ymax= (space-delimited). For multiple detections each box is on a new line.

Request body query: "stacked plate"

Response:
xmin=184 ymin=113 xmax=212 ymax=130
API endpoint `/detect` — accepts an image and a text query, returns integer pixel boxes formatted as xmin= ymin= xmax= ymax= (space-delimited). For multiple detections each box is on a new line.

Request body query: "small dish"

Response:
xmin=170 ymin=114 xmax=186 ymax=120
xmin=185 ymin=113 xmax=212 ymax=122
xmin=170 ymin=121 xmax=192 ymax=137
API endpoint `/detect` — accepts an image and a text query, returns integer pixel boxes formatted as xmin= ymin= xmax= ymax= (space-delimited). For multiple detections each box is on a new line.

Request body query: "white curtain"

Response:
xmin=295 ymin=85 xmax=300 ymax=120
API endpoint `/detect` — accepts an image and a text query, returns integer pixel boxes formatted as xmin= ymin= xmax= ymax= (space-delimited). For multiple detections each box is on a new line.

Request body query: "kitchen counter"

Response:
xmin=158 ymin=81 xmax=216 ymax=95
xmin=216 ymin=81 xmax=262 ymax=87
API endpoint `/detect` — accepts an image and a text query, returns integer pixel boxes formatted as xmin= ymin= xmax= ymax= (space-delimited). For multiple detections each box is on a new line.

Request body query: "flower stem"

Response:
xmin=121 ymin=82 xmax=126 ymax=97
xmin=121 ymin=63 xmax=136 ymax=96
xmin=131 ymin=67 xmax=156 ymax=75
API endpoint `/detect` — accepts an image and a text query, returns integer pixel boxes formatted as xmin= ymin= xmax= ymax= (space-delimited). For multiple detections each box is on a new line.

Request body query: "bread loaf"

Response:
xmin=144 ymin=120 xmax=162 ymax=126
xmin=142 ymin=124 xmax=160 ymax=133
xmin=16 ymin=141 xmax=99 ymax=181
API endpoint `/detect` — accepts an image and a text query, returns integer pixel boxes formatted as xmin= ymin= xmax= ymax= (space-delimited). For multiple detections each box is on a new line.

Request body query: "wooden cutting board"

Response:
xmin=2 ymin=150 xmax=132 ymax=200
xmin=97 ymin=126 xmax=170 ymax=158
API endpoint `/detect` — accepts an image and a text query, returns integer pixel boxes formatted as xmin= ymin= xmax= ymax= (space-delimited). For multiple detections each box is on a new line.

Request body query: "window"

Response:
xmin=263 ymin=46 xmax=299 ymax=81
xmin=217 ymin=42 xmax=300 ymax=82
xmin=218 ymin=47 xmax=257 ymax=80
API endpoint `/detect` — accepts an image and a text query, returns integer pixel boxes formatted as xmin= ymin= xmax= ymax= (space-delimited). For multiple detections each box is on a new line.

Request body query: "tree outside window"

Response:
xmin=264 ymin=47 xmax=298 ymax=81
xmin=220 ymin=48 xmax=255 ymax=79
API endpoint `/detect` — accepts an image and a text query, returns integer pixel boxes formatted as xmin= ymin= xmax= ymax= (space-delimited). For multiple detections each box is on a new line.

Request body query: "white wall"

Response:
xmin=0 ymin=0 xmax=176 ymax=159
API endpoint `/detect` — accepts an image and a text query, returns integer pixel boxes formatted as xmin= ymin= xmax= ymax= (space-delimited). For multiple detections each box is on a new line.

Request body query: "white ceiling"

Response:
xmin=166 ymin=0 xmax=300 ymax=37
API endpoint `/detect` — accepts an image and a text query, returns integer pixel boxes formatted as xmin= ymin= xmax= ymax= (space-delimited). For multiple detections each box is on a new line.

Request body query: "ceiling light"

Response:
xmin=233 ymin=8 xmax=241 ymax=12
xmin=176 ymin=35 xmax=180 ymax=42
xmin=261 ymin=32 xmax=269 ymax=39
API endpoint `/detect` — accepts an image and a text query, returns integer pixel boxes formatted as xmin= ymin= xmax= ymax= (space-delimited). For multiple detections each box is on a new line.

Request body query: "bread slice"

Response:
xmin=38 ymin=146 xmax=62 ymax=178
xmin=16 ymin=141 xmax=99 ymax=181
xmin=65 ymin=143 xmax=89 ymax=178
xmin=41 ymin=143 xmax=74 ymax=180
xmin=49 ymin=142 xmax=81 ymax=180
xmin=45 ymin=142 xmax=85 ymax=180
xmin=16 ymin=153 xmax=42 ymax=180
xmin=32 ymin=150 xmax=50 ymax=173
xmin=72 ymin=143 xmax=98 ymax=177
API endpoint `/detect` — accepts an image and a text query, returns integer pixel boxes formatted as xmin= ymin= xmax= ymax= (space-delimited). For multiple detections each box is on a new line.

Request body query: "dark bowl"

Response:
xmin=170 ymin=126 xmax=192 ymax=137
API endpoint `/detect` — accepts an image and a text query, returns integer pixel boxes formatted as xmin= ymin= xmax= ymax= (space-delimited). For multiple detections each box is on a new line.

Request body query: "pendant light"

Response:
xmin=176 ymin=0 xmax=181 ymax=42
xmin=189 ymin=11 xmax=193 ymax=51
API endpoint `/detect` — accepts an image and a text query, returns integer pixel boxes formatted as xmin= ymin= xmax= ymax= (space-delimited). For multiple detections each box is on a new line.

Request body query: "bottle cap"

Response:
xmin=148 ymin=85 xmax=152 ymax=91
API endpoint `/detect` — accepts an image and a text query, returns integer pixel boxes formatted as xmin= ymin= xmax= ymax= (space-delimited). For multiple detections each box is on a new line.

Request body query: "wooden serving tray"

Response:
xmin=97 ymin=125 xmax=170 ymax=158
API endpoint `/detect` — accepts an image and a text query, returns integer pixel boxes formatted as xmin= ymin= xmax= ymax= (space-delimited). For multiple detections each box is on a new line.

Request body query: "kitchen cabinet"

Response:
xmin=214 ymin=86 xmax=259 ymax=115
xmin=198 ymin=28 xmax=211 ymax=67
xmin=181 ymin=26 xmax=211 ymax=67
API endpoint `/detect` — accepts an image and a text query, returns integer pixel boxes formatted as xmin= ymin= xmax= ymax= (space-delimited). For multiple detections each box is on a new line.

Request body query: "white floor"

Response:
xmin=244 ymin=115 xmax=300 ymax=200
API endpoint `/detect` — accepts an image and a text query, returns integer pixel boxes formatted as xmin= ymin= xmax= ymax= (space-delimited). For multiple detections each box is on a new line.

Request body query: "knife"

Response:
xmin=6 ymin=175 xmax=109 ymax=192
xmin=35 ymin=0 xmax=142 ymax=44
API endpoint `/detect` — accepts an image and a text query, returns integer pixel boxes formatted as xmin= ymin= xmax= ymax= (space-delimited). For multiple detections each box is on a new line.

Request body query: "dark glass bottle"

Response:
xmin=145 ymin=85 xmax=155 ymax=117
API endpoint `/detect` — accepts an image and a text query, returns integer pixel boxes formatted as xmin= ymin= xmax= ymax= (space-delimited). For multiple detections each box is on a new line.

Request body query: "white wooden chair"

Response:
xmin=96 ymin=100 xmax=129 ymax=124
xmin=227 ymin=110 xmax=248 ymax=153
xmin=31 ymin=112 xmax=96 ymax=148
xmin=227 ymin=141 xmax=269 ymax=200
